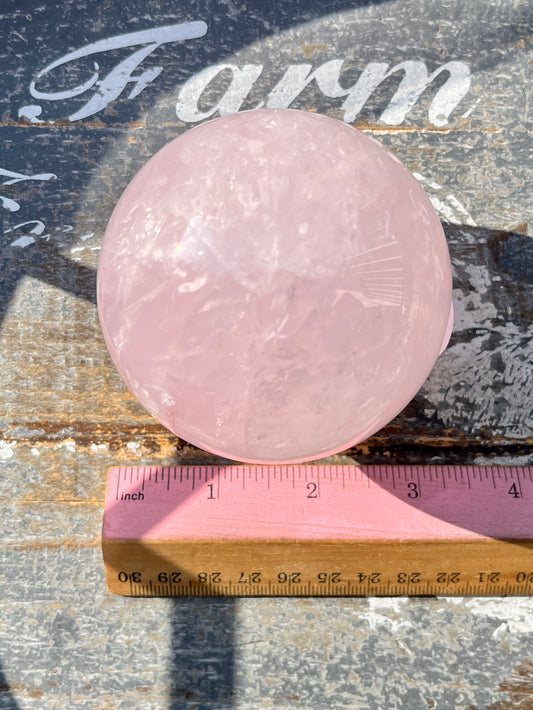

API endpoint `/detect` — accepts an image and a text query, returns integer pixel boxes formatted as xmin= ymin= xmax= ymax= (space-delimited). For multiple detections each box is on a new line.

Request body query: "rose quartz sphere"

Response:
xmin=97 ymin=109 xmax=452 ymax=463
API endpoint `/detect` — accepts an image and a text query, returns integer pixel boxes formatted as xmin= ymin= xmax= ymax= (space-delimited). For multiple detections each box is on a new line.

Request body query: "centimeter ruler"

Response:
xmin=102 ymin=464 xmax=533 ymax=597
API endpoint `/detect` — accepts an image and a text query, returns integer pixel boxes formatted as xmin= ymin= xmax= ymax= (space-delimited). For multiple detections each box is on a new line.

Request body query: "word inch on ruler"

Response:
xmin=102 ymin=465 xmax=533 ymax=597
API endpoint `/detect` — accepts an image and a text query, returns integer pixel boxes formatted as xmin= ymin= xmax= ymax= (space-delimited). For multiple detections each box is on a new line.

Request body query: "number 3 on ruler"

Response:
xmin=407 ymin=482 xmax=419 ymax=499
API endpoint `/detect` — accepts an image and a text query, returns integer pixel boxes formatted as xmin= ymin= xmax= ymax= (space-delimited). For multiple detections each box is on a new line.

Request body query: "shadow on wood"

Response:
xmin=0 ymin=665 xmax=21 ymax=710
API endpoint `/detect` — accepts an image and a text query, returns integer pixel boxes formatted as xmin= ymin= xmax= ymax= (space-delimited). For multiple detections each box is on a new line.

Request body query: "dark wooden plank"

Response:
xmin=0 ymin=1 xmax=531 ymax=708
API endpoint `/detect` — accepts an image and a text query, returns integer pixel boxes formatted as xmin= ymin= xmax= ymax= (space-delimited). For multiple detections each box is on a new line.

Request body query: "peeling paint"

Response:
xmin=90 ymin=442 xmax=108 ymax=454
xmin=55 ymin=439 xmax=77 ymax=453
xmin=0 ymin=440 xmax=16 ymax=460
xmin=461 ymin=598 xmax=533 ymax=635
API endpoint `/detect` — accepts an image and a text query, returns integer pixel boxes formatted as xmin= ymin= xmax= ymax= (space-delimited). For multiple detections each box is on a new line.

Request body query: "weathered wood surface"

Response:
xmin=0 ymin=0 xmax=532 ymax=707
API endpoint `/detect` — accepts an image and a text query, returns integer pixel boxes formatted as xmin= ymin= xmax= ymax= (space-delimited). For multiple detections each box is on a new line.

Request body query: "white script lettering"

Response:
xmin=175 ymin=63 xmax=264 ymax=122
xmin=176 ymin=58 xmax=470 ymax=127
xmin=28 ymin=21 xmax=208 ymax=121
xmin=1 ymin=168 xmax=57 ymax=246
xmin=26 ymin=20 xmax=471 ymax=127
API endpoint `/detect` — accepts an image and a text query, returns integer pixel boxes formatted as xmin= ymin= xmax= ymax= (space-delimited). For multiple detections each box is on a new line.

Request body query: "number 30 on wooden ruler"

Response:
xmin=102 ymin=465 xmax=533 ymax=597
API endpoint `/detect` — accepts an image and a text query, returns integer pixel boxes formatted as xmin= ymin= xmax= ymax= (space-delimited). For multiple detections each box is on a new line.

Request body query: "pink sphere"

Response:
xmin=97 ymin=109 xmax=452 ymax=463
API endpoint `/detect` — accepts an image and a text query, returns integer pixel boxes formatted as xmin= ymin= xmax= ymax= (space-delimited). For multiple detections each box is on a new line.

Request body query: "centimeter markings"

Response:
xmin=124 ymin=578 xmax=531 ymax=598
xmin=103 ymin=465 xmax=533 ymax=597
xmin=106 ymin=543 xmax=533 ymax=598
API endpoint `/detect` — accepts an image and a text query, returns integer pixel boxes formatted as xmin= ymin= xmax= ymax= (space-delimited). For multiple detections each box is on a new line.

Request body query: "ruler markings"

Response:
xmin=113 ymin=573 xmax=533 ymax=597
xmin=448 ymin=465 xmax=455 ymax=484
xmin=104 ymin=465 xmax=533 ymax=597
xmin=514 ymin=467 xmax=523 ymax=498
xmin=115 ymin=469 xmax=121 ymax=501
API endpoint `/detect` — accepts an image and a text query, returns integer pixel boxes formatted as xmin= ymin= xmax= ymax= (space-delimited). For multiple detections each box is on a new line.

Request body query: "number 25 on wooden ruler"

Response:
xmin=102 ymin=465 xmax=533 ymax=597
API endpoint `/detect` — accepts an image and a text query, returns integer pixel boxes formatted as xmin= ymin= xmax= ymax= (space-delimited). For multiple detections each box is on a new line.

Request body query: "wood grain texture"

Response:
xmin=0 ymin=0 xmax=531 ymax=707
xmin=102 ymin=538 xmax=533 ymax=597
xmin=1 ymin=222 xmax=530 ymax=465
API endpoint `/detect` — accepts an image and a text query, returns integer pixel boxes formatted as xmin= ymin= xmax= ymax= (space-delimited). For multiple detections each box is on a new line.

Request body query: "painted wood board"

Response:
xmin=0 ymin=0 xmax=531 ymax=707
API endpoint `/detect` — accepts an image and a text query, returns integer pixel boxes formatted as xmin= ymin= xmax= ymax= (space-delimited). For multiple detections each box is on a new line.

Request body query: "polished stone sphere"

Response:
xmin=97 ymin=109 xmax=452 ymax=463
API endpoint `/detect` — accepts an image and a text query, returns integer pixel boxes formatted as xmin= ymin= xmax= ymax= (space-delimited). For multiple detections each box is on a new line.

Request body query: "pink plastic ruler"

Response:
xmin=102 ymin=464 xmax=533 ymax=596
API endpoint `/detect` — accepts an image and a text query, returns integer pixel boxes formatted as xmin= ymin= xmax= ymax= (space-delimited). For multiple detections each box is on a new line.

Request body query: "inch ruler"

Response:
xmin=102 ymin=464 xmax=533 ymax=597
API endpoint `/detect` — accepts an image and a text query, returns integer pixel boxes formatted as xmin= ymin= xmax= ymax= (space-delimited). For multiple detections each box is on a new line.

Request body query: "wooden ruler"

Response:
xmin=102 ymin=465 xmax=533 ymax=597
